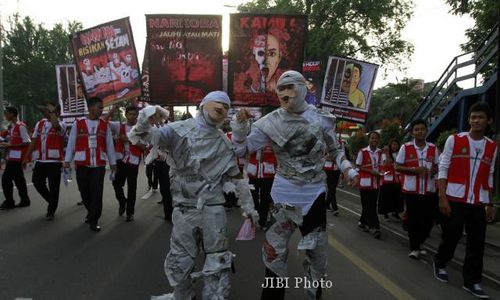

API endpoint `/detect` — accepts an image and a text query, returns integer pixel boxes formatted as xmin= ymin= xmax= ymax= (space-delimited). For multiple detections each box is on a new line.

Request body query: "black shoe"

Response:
xmin=357 ymin=222 xmax=369 ymax=232
xmin=119 ymin=205 xmax=126 ymax=216
xmin=0 ymin=202 xmax=15 ymax=210
xmin=15 ymin=201 xmax=30 ymax=208
xmin=45 ymin=212 xmax=55 ymax=221
xmin=126 ymin=214 xmax=134 ymax=222
xmin=332 ymin=209 xmax=339 ymax=216
xmin=157 ymin=200 xmax=163 ymax=204
xmin=372 ymin=230 xmax=382 ymax=239
xmin=84 ymin=218 xmax=90 ymax=224
xmin=77 ymin=201 xmax=83 ymax=206
xmin=433 ymin=261 xmax=449 ymax=283
xmin=90 ymin=224 xmax=101 ymax=232
xmin=463 ymin=284 xmax=489 ymax=299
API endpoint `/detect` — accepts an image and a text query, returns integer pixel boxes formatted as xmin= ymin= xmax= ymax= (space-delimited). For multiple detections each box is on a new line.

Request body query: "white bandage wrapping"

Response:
xmin=233 ymin=179 xmax=259 ymax=224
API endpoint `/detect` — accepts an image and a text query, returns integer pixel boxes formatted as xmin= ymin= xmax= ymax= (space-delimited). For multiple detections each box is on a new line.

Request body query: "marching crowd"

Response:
xmin=0 ymin=70 xmax=497 ymax=299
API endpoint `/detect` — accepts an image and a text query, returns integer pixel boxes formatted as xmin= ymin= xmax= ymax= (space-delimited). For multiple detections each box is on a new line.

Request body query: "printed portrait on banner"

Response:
xmin=320 ymin=56 xmax=378 ymax=124
xmin=56 ymin=64 xmax=88 ymax=118
xmin=146 ymin=15 xmax=223 ymax=105
xmin=302 ymin=61 xmax=323 ymax=106
xmin=70 ymin=17 xmax=142 ymax=106
xmin=229 ymin=14 xmax=307 ymax=106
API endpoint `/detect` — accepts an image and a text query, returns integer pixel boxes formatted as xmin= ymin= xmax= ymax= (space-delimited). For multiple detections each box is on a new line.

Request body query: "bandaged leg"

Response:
xmin=198 ymin=206 xmax=232 ymax=300
xmin=262 ymin=205 xmax=303 ymax=278
xmin=299 ymin=229 xmax=328 ymax=299
xmin=164 ymin=208 xmax=202 ymax=300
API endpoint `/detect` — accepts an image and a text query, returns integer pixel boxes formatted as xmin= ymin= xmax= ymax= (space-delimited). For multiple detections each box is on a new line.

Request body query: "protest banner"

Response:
xmin=70 ymin=17 xmax=142 ymax=106
xmin=146 ymin=15 xmax=223 ymax=105
xmin=55 ymin=64 xmax=88 ymax=117
xmin=320 ymin=56 xmax=378 ymax=124
xmin=229 ymin=14 xmax=307 ymax=106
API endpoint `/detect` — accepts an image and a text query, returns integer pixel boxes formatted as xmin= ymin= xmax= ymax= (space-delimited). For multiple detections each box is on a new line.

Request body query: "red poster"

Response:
xmin=146 ymin=15 xmax=223 ymax=105
xmin=229 ymin=14 xmax=307 ymax=106
xmin=70 ymin=18 xmax=142 ymax=106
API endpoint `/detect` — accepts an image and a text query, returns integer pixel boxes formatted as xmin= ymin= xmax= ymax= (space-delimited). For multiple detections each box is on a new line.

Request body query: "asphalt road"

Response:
xmin=0 ymin=167 xmax=499 ymax=300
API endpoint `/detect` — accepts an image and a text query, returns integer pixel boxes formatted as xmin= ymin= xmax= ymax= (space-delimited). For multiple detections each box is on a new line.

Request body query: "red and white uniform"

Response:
xmin=246 ymin=144 xmax=277 ymax=179
xmin=396 ymin=141 xmax=439 ymax=194
xmin=7 ymin=121 xmax=30 ymax=161
xmin=110 ymin=122 xmax=142 ymax=165
xmin=438 ymin=132 xmax=497 ymax=205
xmin=323 ymin=159 xmax=338 ymax=171
xmin=31 ymin=119 xmax=67 ymax=162
xmin=356 ymin=146 xmax=382 ymax=189
xmin=64 ymin=118 xmax=116 ymax=167
xmin=380 ymin=152 xmax=400 ymax=184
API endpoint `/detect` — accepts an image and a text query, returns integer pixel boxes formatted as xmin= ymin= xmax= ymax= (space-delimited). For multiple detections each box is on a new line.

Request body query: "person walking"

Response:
xmin=433 ymin=102 xmax=497 ymax=299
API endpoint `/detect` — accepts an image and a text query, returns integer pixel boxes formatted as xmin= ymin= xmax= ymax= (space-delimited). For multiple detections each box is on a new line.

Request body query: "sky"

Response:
xmin=0 ymin=0 xmax=475 ymax=89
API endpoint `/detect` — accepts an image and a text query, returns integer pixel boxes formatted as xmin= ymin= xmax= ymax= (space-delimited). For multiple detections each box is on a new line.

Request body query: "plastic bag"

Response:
xmin=236 ymin=218 xmax=256 ymax=241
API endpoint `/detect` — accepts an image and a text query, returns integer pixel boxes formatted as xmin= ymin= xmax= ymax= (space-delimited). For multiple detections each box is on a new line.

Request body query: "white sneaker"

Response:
xmin=141 ymin=189 xmax=155 ymax=200
xmin=408 ymin=250 xmax=420 ymax=260
xmin=419 ymin=249 xmax=428 ymax=256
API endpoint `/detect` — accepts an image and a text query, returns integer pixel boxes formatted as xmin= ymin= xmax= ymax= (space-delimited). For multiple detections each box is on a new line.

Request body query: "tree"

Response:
xmin=366 ymin=80 xmax=435 ymax=130
xmin=446 ymin=0 xmax=499 ymax=52
xmin=379 ymin=119 xmax=403 ymax=147
xmin=347 ymin=128 xmax=367 ymax=157
xmin=238 ymin=0 xmax=414 ymax=72
xmin=2 ymin=14 xmax=82 ymax=125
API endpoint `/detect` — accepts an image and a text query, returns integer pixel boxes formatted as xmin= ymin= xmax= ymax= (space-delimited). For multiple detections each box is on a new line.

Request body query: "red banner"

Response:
xmin=228 ymin=14 xmax=307 ymax=106
xmin=70 ymin=18 xmax=142 ymax=107
xmin=145 ymin=15 xmax=223 ymax=105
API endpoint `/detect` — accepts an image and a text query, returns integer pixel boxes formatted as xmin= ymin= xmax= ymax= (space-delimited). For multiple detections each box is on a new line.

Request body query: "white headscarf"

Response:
xmin=198 ymin=91 xmax=231 ymax=127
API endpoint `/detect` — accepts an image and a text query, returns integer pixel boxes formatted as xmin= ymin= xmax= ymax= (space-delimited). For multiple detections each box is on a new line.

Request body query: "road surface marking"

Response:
xmin=328 ymin=235 xmax=416 ymax=300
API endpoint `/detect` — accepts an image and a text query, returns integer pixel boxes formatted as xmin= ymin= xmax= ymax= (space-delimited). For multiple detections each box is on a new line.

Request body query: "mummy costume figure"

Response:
xmin=231 ymin=70 xmax=359 ymax=300
xmin=129 ymin=92 xmax=258 ymax=300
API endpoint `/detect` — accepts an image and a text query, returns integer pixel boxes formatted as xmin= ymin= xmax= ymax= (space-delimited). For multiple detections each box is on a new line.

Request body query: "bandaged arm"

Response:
xmin=230 ymin=117 xmax=268 ymax=157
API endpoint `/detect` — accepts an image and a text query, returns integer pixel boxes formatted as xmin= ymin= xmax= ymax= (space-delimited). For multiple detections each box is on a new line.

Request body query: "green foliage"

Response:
xmin=347 ymin=128 xmax=367 ymax=157
xmin=436 ymin=128 xmax=457 ymax=152
xmin=238 ymin=0 xmax=414 ymax=71
xmin=446 ymin=0 xmax=499 ymax=52
xmin=367 ymin=80 xmax=435 ymax=130
xmin=2 ymin=14 xmax=82 ymax=126
xmin=379 ymin=119 xmax=403 ymax=147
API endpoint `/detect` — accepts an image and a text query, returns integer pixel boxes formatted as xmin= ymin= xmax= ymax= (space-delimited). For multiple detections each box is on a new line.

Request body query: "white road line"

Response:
xmin=336 ymin=188 xmax=500 ymax=286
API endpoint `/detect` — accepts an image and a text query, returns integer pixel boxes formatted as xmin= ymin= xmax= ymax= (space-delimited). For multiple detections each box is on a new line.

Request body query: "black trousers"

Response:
xmin=435 ymin=201 xmax=487 ymax=285
xmin=360 ymin=189 xmax=380 ymax=229
xmin=405 ymin=193 xmax=438 ymax=250
xmin=32 ymin=162 xmax=62 ymax=214
xmin=378 ymin=183 xmax=403 ymax=215
xmin=249 ymin=177 xmax=274 ymax=227
xmin=146 ymin=163 xmax=158 ymax=190
xmin=261 ymin=193 xmax=327 ymax=300
xmin=156 ymin=161 xmax=173 ymax=220
xmin=2 ymin=161 xmax=30 ymax=205
xmin=325 ymin=169 xmax=341 ymax=211
xmin=76 ymin=166 xmax=105 ymax=225
xmin=112 ymin=160 xmax=139 ymax=216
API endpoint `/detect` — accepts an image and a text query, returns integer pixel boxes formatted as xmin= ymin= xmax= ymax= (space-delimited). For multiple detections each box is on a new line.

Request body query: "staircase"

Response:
xmin=405 ymin=23 xmax=498 ymax=141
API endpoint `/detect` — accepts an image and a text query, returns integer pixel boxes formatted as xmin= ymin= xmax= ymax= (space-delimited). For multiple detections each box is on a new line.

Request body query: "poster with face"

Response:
xmin=146 ymin=15 xmax=223 ymax=105
xmin=229 ymin=14 xmax=307 ymax=106
xmin=320 ymin=56 xmax=378 ymax=124
xmin=70 ymin=17 xmax=142 ymax=107
xmin=302 ymin=61 xmax=322 ymax=106
xmin=56 ymin=64 xmax=88 ymax=118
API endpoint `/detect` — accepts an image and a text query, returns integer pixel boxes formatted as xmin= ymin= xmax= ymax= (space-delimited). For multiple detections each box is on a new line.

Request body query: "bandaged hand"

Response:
xmin=225 ymin=179 xmax=260 ymax=225
xmin=344 ymin=168 xmax=360 ymax=188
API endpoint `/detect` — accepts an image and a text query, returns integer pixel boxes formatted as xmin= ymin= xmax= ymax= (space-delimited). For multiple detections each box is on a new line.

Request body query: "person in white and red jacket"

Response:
xmin=396 ymin=119 xmax=439 ymax=260
xmin=247 ymin=142 xmax=277 ymax=228
xmin=433 ymin=102 xmax=497 ymax=299
xmin=107 ymin=105 xmax=143 ymax=222
xmin=356 ymin=131 xmax=383 ymax=239
xmin=23 ymin=103 xmax=66 ymax=220
xmin=64 ymin=97 xmax=117 ymax=232
xmin=0 ymin=107 xmax=31 ymax=209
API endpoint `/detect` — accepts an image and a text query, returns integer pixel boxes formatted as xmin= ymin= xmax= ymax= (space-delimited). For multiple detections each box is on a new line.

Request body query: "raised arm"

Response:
xmin=230 ymin=109 xmax=268 ymax=157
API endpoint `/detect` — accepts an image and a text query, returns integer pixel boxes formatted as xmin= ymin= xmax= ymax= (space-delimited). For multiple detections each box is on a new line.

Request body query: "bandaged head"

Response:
xmin=276 ymin=70 xmax=309 ymax=113
xmin=200 ymin=91 xmax=231 ymax=127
